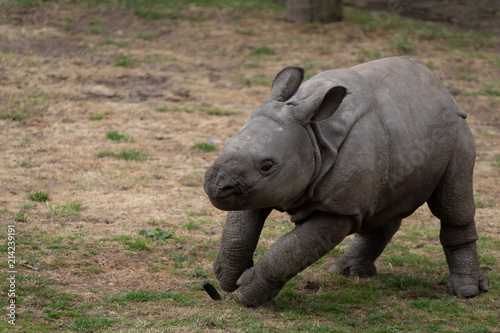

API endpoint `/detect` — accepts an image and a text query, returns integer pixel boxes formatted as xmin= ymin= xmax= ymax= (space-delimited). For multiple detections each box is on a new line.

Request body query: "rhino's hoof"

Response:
xmin=328 ymin=264 xmax=342 ymax=275
xmin=456 ymin=285 xmax=480 ymax=298
xmin=238 ymin=291 xmax=259 ymax=308
xmin=329 ymin=263 xmax=376 ymax=278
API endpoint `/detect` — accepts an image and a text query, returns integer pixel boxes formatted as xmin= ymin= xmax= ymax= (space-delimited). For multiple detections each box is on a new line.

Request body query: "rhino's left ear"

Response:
xmin=266 ymin=66 xmax=304 ymax=103
xmin=293 ymin=86 xmax=347 ymax=125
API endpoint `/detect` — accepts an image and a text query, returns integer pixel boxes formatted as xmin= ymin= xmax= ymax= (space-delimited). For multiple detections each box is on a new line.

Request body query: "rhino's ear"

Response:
xmin=266 ymin=66 xmax=304 ymax=103
xmin=293 ymin=86 xmax=347 ymax=125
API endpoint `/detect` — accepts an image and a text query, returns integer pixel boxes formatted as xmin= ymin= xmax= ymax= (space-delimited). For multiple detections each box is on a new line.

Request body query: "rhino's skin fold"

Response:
xmin=204 ymin=56 xmax=490 ymax=307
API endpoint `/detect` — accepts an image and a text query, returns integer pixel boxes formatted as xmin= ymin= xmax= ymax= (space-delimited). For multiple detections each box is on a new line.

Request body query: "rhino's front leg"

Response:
xmin=236 ymin=212 xmax=355 ymax=307
xmin=214 ymin=208 xmax=272 ymax=292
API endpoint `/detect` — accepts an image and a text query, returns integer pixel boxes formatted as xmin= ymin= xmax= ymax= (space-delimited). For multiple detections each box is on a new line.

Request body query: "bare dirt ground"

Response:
xmin=0 ymin=1 xmax=499 ymax=331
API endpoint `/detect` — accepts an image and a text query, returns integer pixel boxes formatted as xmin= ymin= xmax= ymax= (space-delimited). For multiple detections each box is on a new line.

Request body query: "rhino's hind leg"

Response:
xmin=329 ymin=219 xmax=402 ymax=277
xmin=427 ymin=131 xmax=489 ymax=297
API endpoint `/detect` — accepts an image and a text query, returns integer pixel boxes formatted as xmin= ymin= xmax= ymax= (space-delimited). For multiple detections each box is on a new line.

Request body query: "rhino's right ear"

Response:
xmin=293 ymin=86 xmax=347 ymax=125
xmin=266 ymin=66 xmax=304 ymax=103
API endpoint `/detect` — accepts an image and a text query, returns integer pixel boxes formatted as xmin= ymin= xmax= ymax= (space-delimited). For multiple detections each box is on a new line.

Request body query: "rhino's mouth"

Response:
xmin=213 ymin=184 xmax=241 ymax=200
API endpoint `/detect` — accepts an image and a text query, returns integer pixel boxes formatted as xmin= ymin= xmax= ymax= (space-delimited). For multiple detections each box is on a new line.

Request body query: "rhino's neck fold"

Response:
xmin=284 ymin=125 xmax=323 ymax=210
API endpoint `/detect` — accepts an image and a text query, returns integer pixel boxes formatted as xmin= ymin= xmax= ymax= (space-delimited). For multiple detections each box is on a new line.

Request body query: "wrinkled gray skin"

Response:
xmin=204 ymin=56 xmax=490 ymax=307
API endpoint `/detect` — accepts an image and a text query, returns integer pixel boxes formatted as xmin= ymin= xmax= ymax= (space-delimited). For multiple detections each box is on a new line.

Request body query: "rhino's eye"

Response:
xmin=260 ymin=165 xmax=272 ymax=172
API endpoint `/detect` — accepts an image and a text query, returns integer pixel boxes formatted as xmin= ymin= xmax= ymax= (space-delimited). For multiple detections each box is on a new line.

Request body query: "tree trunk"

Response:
xmin=286 ymin=0 xmax=343 ymax=23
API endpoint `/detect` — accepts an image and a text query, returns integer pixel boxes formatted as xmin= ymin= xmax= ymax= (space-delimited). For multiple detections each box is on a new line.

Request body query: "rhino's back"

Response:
xmin=350 ymin=56 xmax=467 ymax=119
xmin=308 ymin=57 xmax=472 ymax=229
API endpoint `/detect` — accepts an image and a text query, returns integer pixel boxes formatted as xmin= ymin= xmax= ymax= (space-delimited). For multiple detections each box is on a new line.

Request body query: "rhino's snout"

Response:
xmin=204 ymin=168 xmax=243 ymax=209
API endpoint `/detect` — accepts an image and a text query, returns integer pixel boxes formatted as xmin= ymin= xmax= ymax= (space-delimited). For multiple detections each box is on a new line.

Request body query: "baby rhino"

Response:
xmin=204 ymin=56 xmax=489 ymax=307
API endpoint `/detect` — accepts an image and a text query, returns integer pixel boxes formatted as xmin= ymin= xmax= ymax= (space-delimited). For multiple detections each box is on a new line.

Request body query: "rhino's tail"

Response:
xmin=457 ymin=108 xmax=467 ymax=119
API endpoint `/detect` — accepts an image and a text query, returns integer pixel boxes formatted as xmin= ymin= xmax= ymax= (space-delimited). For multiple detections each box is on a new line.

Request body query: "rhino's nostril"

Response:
xmin=220 ymin=186 xmax=236 ymax=194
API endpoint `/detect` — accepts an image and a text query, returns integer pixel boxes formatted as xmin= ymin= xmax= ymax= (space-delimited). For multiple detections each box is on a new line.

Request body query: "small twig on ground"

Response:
xmin=20 ymin=261 xmax=40 ymax=271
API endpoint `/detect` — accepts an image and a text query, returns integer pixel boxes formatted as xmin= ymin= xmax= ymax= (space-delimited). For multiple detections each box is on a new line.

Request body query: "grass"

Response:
xmin=101 ymin=39 xmax=129 ymax=47
xmin=251 ymin=46 xmax=275 ymax=57
xmin=344 ymin=7 xmax=496 ymax=50
xmin=50 ymin=202 xmax=86 ymax=217
xmin=356 ymin=49 xmax=381 ymax=62
xmin=205 ymin=107 xmax=240 ymax=116
xmin=14 ymin=211 xmax=28 ymax=222
xmin=236 ymin=27 xmax=254 ymax=35
xmin=89 ymin=113 xmax=104 ymax=121
xmin=106 ymin=130 xmax=134 ymax=143
xmin=139 ymin=228 xmax=174 ymax=241
xmin=390 ymin=35 xmax=415 ymax=53
xmin=137 ymin=33 xmax=154 ymax=40
xmin=473 ymin=88 xmax=500 ymax=97
xmin=113 ymin=55 xmax=136 ymax=68
xmin=2 ymin=1 xmax=499 ymax=332
xmin=0 ymin=90 xmax=49 ymax=120
xmin=156 ymin=105 xmax=172 ymax=112
xmin=179 ymin=172 xmax=204 ymax=186
xmin=21 ymin=157 xmax=33 ymax=167
xmin=97 ymin=149 xmax=150 ymax=161
xmin=70 ymin=316 xmax=115 ymax=332
xmin=146 ymin=54 xmax=175 ymax=63
xmin=194 ymin=142 xmax=216 ymax=152
xmin=28 ymin=190 xmax=50 ymax=202
xmin=133 ymin=9 xmax=173 ymax=20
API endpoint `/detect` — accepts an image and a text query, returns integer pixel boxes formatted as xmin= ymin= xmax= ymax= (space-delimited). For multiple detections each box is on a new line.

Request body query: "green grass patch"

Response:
xmin=21 ymin=157 xmax=33 ymax=167
xmin=116 ymin=0 xmax=285 ymax=13
xmin=156 ymin=105 xmax=172 ymax=112
xmin=193 ymin=142 xmax=216 ymax=152
xmin=101 ymin=39 xmax=129 ymax=47
xmin=14 ymin=211 xmax=28 ymax=222
xmin=113 ymin=54 xmax=136 ymax=68
xmin=71 ymin=316 xmax=115 ymax=332
xmin=134 ymin=9 xmax=173 ymax=20
xmin=50 ymin=202 xmax=86 ymax=217
xmin=123 ymin=238 xmax=151 ymax=251
xmin=236 ymin=27 xmax=254 ymax=35
xmin=345 ymin=7 xmax=496 ymax=50
xmin=88 ymin=27 xmax=107 ymax=35
xmin=390 ymin=35 xmax=414 ymax=53
xmin=89 ymin=113 xmax=104 ymax=121
xmin=137 ymin=33 xmax=154 ymax=40
xmin=205 ymin=107 xmax=240 ymax=116
xmin=356 ymin=49 xmax=381 ymax=62
xmin=494 ymin=154 xmax=500 ymax=167
xmin=475 ymin=199 xmax=494 ymax=208
xmin=472 ymin=88 xmax=500 ymax=97
xmin=28 ymin=190 xmax=50 ymax=202
xmin=139 ymin=228 xmax=174 ymax=241
xmin=21 ymin=203 xmax=36 ymax=209
xmin=97 ymin=149 xmax=150 ymax=161
xmin=251 ymin=46 xmax=275 ymax=57
xmin=106 ymin=130 xmax=134 ymax=142
xmin=108 ymin=290 xmax=180 ymax=303
xmin=0 ymin=90 xmax=49 ymax=120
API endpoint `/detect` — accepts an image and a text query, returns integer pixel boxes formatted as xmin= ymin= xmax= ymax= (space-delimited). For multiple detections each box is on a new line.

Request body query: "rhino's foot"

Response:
xmin=446 ymin=272 xmax=489 ymax=298
xmin=236 ymin=266 xmax=283 ymax=307
xmin=213 ymin=255 xmax=253 ymax=293
xmin=329 ymin=257 xmax=377 ymax=278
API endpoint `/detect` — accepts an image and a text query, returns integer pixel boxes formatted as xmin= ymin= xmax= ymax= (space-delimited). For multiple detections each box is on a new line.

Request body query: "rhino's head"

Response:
xmin=204 ymin=67 xmax=346 ymax=211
